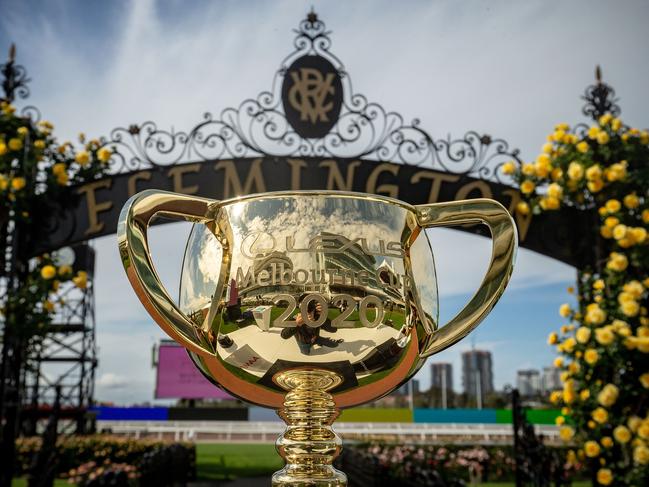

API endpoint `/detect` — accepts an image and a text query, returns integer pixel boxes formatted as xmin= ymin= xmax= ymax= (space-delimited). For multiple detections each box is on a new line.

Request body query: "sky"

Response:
xmin=2 ymin=0 xmax=648 ymax=405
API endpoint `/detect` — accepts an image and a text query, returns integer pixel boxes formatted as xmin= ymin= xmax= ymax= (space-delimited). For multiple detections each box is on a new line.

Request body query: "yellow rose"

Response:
xmin=605 ymin=199 xmax=621 ymax=213
xmin=43 ymin=300 xmax=55 ymax=312
xmin=580 ymin=389 xmax=590 ymax=400
xmin=548 ymin=332 xmax=559 ymax=345
xmin=567 ymin=162 xmax=584 ymax=180
xmin=586 ymin=305 xmax=606 ymax=326
xmin=559 ymin=303 xmax=572 ymax=317
xmin=551 ymin=167 xmax=563 ymax=181
xmin=611 ymin=118 xmax=622 ymax=131
xmin=593 ymin=279 xmax=605 ymax=290
xmin=640 ymin=373 xmax=649 ymax=388
xmin=576 ymin=141 xmax=589 ymax=153
xmin=75 ymin=150 xmax=90 ymax=166
xmin=586 ymin=164 xmax=602 ymax=181
xmin=549 ymin=390 xmax=562 ymax=404
xmin=584 ymin=440 xmax=601 ymax=457
xmin=614 ymin=425 xmax=631 ymax=443
xmin=597 ymin=384 xmax=619 ymax=407
xmin=72 ymin=271 xmax=88 ymax=289
xmin=635 ymin=445 xmax=649 ymax=465
xmin=623 ymin=281 xmax=644 ymax=298
xmin=587 ymin=179 xmax=604 ymax=192
xmin=598 ymin=113 xmax=612 ymax=126
xmin=555 ymin=415 xmax=566 ymax=425
xmin=11 ymin=177 xmax=26 ymax=191
xmin=562 ymin=337 xmax=576 ymax=353
xmin=623 ymin=193 xmax=640 ymax=209
xmin=520 ymin=180 xmax=535 ymax=194
xmin=588 ymin=126 xmax=600 ymax=139
xmin=612 ymin=224 xmax=627 ymax=240
xmin=52 ymin=162 xmax=66 ymax=175
xmin=575 ymin=327 xmax=591 ymax=344
xmin=643 ymin=209 xmax=649 ymax=224
xmin=597 ymin=131 xmax=610 ymax=145
xmin=628 ymin=416 xmax=642 ymax=432
xmin=501 ymin=161 xmax=515 ymax=175
xmin=8 ymin=138 xmax=23 ymax=151
xmin=40 ymin=265 xmax=57 ymax=280
xmin=592 ymin=407 xmax=609 ymax=424
xmin=632 ymin=227 xmax=647 ymax=243
xmin=596 ymin=468 xmax=613 ymax=485
xmin=521 ymin=163 xmax=535 ymax=176
xmin=600 ymin=226 xmax=613 ymax=239
xmin=546 ymin=183 xmax=563 ymax=199
xmin=97 ymin=147 xmax=112 ymax=163
xmin=541 ymin=142 xmax=553 ymax=153
xmin=640 ymin=422 xmax=649 ymax=440
xmin=516 ymin=201 xmax=530 ymax=215
xmin=606 ymin=252 xmax=628 ymax=272
xmin=34 ymin=139 xmax=46 ymax=150
xmin=56 ymin=172 xmax=69 ymax=185
xmin=553 ymin=356 xmax=563 ymax=367
xmin=559 ymin=426 xmax=574 ymax=441
xmin=540 ymin=196 xmax=560 ymax=210
xmin=601 ymin=437 xmax=613 ymax=448
xmin=58 ymin=265 xmax=73 ymax=276
xmin=584 ymin=348 xmax=599 ymax=365
xmin=595 ymin=327 xmax=614 ymax=345
xmin=621 ymin=300 xmax=640 ymax=317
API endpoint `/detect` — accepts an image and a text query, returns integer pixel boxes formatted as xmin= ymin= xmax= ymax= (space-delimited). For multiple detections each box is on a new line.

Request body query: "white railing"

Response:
xmin=97 ymin=420 xmax=560 ymax=444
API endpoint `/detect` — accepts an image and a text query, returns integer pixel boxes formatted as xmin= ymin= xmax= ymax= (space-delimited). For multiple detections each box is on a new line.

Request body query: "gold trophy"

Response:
xmin=118 ymin=190 xmax=516 ymax=486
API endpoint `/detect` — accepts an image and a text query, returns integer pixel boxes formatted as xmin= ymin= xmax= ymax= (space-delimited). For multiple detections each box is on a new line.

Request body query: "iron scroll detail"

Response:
xmin=101 ymin=11 xmax=521 ymax=183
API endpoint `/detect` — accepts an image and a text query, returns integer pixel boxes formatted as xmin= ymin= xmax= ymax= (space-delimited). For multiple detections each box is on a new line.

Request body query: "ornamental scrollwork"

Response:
xmin=101 ymin=11 xmax=521 ymax=184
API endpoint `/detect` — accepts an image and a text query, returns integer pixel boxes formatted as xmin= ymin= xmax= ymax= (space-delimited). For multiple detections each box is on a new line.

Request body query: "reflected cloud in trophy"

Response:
xmin=118 ymin=190 xmax=517 ymax=486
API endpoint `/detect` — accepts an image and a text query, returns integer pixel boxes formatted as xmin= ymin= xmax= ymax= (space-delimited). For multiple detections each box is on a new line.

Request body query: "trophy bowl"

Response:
xmin=118 ymin=190 xmax=517 ymax=486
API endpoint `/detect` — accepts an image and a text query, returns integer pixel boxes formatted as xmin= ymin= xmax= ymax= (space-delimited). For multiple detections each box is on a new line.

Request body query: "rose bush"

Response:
xmin=505 ymin=113 xmax=649 ymax=486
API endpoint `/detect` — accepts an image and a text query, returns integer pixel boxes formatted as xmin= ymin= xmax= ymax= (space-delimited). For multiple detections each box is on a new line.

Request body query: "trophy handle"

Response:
xmin=118 ymin=189 xmax=218 ymax=356
xmin=415 ymin=198 xmax=517 ymax=358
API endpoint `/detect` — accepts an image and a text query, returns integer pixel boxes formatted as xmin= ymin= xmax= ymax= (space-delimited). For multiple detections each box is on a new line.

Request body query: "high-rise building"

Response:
xmin=431 ymin=362 xmax=453 ymax=392
xmin=462 ymin=350 xmax=494 ymax=406
xmin=541 ymin=366 xmax=562 ymax=393
xmin=430 ymin=362 xmax=453 ymax=409
xmin=517 ymin=369 xmax=541 ymax=397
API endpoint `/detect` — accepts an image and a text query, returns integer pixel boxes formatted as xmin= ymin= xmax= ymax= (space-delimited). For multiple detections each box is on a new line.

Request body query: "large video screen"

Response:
xmin=155 ymin=342 xmax=231 ymax=399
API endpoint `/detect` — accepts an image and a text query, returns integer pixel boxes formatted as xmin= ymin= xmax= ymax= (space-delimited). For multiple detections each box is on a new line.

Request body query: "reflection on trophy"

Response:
xmin=118 ymin=190 xmax=517 ymax=486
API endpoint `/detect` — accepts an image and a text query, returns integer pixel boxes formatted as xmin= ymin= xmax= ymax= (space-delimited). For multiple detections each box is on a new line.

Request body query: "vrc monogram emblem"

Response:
xmin=282 ymin=54 xmax=343 ymax=138
xmin=288 ymin=68 xmax=336 ymax=123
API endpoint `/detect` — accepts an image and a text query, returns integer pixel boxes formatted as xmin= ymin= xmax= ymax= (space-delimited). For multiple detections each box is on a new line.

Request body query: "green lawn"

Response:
xmin=196 ymin=442 xmax=282 ymax=480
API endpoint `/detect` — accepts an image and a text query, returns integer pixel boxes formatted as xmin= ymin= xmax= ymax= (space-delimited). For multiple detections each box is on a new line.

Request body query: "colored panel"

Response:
xmin=496 ymin=409 xmax=513 ymax=424
xmin=338 ymin=408 xmax=412 ymax=423
xmin=92 ymin=407 xmax=168 ymax=421
xmin=167 ymin=407 xmax=248 ymax=421
xmin=155 ymin=343 xmax=231 ymax=399
xmin=413 ymin=409 xmax=497 ymax=423
xmin=249 ymin=407 xmax=281 ymax=422
xmin=526 ymin=409 xmax=560 ymax=425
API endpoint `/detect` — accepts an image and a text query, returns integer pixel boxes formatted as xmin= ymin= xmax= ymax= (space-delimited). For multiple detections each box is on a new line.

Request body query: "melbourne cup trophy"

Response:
xmin=117 ymin=189 xmax=517 ymax=486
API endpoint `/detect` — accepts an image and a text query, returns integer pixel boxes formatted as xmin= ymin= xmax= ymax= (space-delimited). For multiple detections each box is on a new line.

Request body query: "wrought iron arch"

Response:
xmin=101 ymin=11 xmax=521 ymax=184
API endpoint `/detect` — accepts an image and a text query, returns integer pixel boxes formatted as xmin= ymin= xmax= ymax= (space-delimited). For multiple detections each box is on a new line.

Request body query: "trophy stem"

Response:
xmin=272 ymin=369 xmax=347 ymax=487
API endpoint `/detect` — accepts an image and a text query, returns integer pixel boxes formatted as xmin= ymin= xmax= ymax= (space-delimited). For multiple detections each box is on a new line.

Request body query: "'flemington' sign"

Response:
xmin=46 ymin=157 xmax=589 ymax=267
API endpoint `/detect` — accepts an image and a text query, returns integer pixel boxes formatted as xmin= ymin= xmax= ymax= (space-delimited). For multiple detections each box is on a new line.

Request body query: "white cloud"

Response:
xmin=96 ymin=373 xmax=128 ymax=389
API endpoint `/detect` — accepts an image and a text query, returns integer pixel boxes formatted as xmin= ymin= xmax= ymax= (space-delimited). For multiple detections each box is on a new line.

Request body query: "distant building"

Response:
xmin=431 ymin=362 xmax=453 ymax=393
xmin=541 ymin=366 xmax=562 ymax=393
xmin=412 ymin=379 xmax=420 ymax=394
xmin=517 ymin=369 xmax=541 ymax=396
xmin=462 ymin=350 xmax=494 ymax=405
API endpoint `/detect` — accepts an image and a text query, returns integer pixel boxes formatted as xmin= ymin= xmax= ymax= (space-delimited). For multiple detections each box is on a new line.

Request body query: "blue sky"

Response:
xmin=2 ymin=0 xmax=648 ymax=404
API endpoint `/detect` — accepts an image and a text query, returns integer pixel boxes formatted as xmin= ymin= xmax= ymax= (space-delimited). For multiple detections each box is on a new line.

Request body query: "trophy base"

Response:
xmin=272 ymin=369 xmax=347 ymax=487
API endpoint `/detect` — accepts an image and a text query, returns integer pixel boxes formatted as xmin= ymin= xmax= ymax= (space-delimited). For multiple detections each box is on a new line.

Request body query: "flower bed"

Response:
xmin=15 ymin=435 xmax=195 ymax=485
xmin=343 ymin=443 xmax=585 ymax=486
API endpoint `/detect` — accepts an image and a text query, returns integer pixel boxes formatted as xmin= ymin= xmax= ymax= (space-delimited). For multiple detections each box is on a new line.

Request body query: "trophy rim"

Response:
xmin=209 ymin=190 xmax=419 ymax=214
